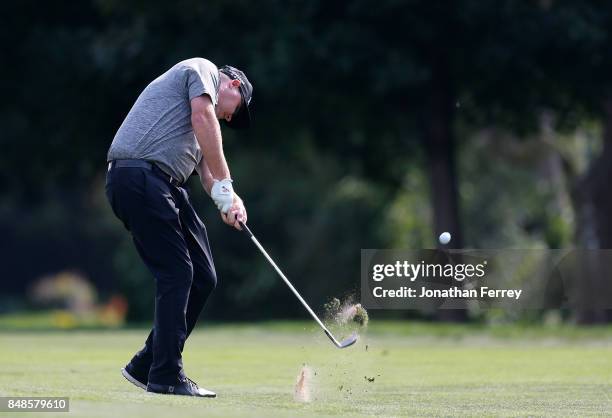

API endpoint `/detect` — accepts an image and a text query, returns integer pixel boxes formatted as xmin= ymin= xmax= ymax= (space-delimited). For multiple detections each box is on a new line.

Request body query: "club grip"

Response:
xmin=239 ymin=221 xmax=253 ymax=238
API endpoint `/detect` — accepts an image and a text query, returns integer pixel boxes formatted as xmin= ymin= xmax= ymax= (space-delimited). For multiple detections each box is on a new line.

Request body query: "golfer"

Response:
xmin=105 ymin=58 xmax=252 ymax=397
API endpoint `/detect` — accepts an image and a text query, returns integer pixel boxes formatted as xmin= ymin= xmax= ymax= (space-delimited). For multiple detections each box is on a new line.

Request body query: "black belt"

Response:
xmin=108 ymin=159 xmax=184 ymax=187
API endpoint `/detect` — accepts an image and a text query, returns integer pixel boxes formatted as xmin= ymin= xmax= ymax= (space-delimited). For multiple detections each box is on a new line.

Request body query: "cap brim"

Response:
xmin=225 ymin=103 xmax=251 ymax=129
xmin=225 ymin=84 xmax=251 ymax=130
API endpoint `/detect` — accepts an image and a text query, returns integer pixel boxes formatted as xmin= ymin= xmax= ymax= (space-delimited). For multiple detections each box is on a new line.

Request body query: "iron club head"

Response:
xmin=338 ymin=332 xmax=358 ymax=348
xmin=325 ymin=330 xmax=358 ymax=349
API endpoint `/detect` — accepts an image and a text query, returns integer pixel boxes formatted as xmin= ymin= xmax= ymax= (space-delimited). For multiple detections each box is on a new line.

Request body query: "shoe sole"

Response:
xmin=121 ymin=367 xmax=147 ymax=390
xmin=147 ymin=390 xmax=217 ymax=398
xmin=146 ymin=384 xmax=217 ymax=398
xmin=196 ymin=389 xmax=217 ymax=398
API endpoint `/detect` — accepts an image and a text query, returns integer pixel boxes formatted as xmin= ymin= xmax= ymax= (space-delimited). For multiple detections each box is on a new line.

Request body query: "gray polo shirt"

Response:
xmin=107 ymin=58 xmax=219 ymax=183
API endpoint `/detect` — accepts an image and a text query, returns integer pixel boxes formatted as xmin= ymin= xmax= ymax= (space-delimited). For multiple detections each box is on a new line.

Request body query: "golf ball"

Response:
xmin=439 ymin=232 xmax=451 ymax=245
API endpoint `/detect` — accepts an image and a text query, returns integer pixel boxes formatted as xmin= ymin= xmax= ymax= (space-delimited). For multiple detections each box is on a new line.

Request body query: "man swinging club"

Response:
xmin=105 ymin=57 xmax=252 ymax=397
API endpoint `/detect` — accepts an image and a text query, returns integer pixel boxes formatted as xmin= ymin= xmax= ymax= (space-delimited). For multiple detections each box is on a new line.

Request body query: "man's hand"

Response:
xmin=221 ymin=194 xmax=247 ymax=230
xmin=211 ymin=178 xmax=234 ymax=213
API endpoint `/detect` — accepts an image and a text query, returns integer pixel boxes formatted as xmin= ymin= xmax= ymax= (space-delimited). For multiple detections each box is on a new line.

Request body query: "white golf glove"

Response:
xmin=211 ymin=178 xmax=234 ymax=214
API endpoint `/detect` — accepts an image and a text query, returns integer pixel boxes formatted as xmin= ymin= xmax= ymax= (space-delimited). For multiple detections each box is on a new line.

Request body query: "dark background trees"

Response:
xmin=1 ymin=0 xmax=611 ymax=322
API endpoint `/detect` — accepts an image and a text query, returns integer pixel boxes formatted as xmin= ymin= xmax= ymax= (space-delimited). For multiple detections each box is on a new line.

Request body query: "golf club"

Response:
xmin=239 ymin=221 xmax=357 ymax=349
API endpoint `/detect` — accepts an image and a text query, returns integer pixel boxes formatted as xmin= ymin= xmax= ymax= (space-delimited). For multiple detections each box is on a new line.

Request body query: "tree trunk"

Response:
xmin=573 ymin=98 xmax=612 ymax=324
xmin=423 ymin=44 xmax=466 ymax=322
xmin=590 ymin=100 xmax=612 ymax=249
xmin=424 ymin=58 xmax=463 ymax=250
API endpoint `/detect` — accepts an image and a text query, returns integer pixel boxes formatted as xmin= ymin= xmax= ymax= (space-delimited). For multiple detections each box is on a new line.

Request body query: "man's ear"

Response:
xmin=231 ymin=79 xmax=241 ymax=88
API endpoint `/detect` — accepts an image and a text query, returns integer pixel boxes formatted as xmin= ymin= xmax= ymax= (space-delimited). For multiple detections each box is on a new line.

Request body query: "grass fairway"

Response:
xmin=1 ymin=321 xmax=612 ymax=417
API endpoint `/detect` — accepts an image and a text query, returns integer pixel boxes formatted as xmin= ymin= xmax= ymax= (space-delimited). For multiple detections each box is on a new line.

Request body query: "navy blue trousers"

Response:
xmin=105 ymin=164 xmax=217 ymax=385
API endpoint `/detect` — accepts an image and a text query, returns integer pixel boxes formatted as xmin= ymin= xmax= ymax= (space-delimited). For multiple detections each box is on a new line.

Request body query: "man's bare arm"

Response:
xmin=190 ymin=95 xmax=231 ymax=180
xmin=198 ymin=157 xmax=214 ymax=196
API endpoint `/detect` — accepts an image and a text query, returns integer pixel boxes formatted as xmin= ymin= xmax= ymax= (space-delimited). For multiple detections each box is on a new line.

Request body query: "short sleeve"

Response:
xmin=182 ymin=58 xmax=220 ymax=105
xmin=194 ymin=155 xmax=202 ymax=177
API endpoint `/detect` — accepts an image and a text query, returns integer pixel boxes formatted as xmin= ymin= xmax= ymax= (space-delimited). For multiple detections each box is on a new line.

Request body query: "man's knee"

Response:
xmin=193 ymin=267 xmax=216 ymax=293
xmin=181 ymin=262 xmax=195 ymax=287
xmin=155 ymin=260 xmax=194 ymax=291
xmin=204 ymin=268 xmax=217 ymax=291
xmin=209 ymin=270 xmax=217 ymax=290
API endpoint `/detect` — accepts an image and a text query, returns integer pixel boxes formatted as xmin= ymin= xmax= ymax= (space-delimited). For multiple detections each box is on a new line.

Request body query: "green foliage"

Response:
xmin=459 ymin=132 xmax=574 ymax=249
